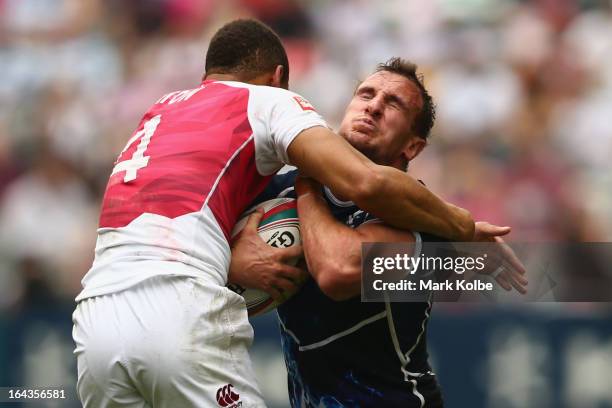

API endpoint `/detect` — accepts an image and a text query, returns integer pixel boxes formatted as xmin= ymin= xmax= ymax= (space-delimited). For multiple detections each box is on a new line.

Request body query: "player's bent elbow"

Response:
xmin=346 ymin=164 xmax=385 ymax=205
xmin=315 ymin=264 xmax=360 ymax=301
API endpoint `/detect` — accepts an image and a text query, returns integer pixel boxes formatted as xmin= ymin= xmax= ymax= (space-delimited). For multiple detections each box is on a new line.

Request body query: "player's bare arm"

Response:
xmin=295 ymin=177 xmax=527 ymax=300
xmin=295 ymin=177 xmax=416 ymax=300
xmin=287 ymin=126 xmax=475 ymax=242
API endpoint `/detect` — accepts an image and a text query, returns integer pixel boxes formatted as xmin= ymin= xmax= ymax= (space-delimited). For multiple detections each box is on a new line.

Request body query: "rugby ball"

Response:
xmin=228 ymin=197 xmax=301 ymax=317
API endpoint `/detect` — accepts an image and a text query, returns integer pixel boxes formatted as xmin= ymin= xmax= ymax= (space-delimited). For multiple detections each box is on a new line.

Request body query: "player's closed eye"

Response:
xmin=385 ymin=96 xmax=403 ymax=110
xmin=357 ymin=88 xmax=374 ymax=100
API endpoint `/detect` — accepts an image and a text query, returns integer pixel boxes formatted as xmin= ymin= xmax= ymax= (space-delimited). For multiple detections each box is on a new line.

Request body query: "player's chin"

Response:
xmin=348 ymin=128 xmax=375 ymax=144
xmin=350 ymin=129 xmax=379 ymax=151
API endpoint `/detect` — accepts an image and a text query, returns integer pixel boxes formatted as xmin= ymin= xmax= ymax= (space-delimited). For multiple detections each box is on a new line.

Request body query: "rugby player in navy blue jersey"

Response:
xmin=230 ymin=58 xmax=527 ymax=408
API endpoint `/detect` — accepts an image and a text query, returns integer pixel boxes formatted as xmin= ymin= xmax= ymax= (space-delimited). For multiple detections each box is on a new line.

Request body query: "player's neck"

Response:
xmin=204 ymin=73 xmax=276 ymax=87
xmin=204 ymin=73 xmax=242 ymax=82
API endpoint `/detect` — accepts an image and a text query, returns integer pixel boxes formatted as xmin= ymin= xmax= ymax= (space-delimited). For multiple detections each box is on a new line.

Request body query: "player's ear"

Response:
xmin=270 ymin=65 xmax=288 ymax=89
xmin=402 ymin=136 xmax=426 ymax=162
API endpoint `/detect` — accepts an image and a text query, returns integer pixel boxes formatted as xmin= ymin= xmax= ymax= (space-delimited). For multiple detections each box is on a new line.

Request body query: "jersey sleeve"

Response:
xmin=248 ymin=87 xmax=329 ymax=175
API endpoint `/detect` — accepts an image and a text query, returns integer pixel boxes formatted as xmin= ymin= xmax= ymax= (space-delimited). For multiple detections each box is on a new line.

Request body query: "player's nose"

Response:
xmin=365 ymin=94 xmax=383 ymax=118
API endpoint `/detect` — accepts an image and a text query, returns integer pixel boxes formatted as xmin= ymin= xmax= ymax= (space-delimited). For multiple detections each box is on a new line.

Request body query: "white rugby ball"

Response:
xmin=228 ymin=197 xmax=301 ymax=317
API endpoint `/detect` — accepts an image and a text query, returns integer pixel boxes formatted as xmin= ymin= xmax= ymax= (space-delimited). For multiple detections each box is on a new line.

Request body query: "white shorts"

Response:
xmin=72 ymin=275 xmax=266 ymax=407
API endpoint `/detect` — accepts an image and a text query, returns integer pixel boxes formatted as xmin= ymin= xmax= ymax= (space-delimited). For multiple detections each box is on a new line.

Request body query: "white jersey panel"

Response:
xmin=76 ymin=207 xmax=229 ymax=301
xmin=219 ymin=81 xmax=329 ymax=175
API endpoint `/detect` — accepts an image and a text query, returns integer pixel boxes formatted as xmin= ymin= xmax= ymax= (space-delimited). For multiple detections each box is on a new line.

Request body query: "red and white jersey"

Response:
xmin=76 ymin=81 xmax=327 ymax=301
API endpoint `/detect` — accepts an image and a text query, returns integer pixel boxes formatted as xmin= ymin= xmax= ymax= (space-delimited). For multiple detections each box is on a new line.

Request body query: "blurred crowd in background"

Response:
xmin=2 ymin=0 xmax=612 ymax=310
xmin=1 ymin=0 xmax=611 ymax=406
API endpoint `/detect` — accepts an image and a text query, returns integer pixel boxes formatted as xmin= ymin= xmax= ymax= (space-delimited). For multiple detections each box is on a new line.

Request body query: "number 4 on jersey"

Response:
xmin=112 ymin=115 xmax=161 ymax=182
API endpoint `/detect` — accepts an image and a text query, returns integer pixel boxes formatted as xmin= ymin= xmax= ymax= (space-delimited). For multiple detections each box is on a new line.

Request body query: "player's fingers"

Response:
xmin=479 ymin=222 xmax=511 ymax=237
xmin=274 ymin=276 xmax=300 ymax=294
xmin=495 ymin=273 xmax=512 ymax=291
xmin=505 ymin=274 xmax=527 ymax=294
xmin=244 ymin=208 xmax=264 ymax=233
xmin=508 ymin=268 xmax=528 ymax=286
xmin=496 ymin=225 xmax=511 ymax=236
xmin=269 ymin=278 xmax=300 ymax=303
xmin=495 ymin=237 xmax=526 ymax=274
xmin=276 ymin=244 xmax=304 ymax=261
xmin=268 ymin=286 xmax=285 ymax=303
xmin=505 ymin=269 xmax=528 ymax=294
xmin=278 ymin=264 xmax=308 ymax=284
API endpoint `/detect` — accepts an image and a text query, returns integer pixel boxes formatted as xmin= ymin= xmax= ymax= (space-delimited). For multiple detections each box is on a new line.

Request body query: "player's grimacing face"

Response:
xmin=339 ymin=71 xmax=423 ymax=165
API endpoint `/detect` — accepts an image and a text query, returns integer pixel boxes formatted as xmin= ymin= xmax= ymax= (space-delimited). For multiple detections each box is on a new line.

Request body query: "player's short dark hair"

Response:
xmin=375 ymin=57 xmax=436 ymax=140
xmin=205 ymin=19 xmax=289 ymax=86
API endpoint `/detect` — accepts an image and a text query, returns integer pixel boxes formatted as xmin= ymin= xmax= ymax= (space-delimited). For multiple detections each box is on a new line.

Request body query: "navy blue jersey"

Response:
xmin=257 ymin=170 xmax=444 ymax=408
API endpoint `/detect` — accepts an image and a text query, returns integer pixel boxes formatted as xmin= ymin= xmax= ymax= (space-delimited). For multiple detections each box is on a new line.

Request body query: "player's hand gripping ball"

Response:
xmin=228 ymin=198 xmax=304 ymax=316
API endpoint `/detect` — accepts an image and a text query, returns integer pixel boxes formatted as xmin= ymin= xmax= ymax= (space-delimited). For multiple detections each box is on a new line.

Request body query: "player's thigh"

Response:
xmin=76 ymin=359 xmax=152 ymax=408
xmin=73 ymin=299 xmax=152 ymax=408
xmin=124 ymin=277 xmax=266 ymax=407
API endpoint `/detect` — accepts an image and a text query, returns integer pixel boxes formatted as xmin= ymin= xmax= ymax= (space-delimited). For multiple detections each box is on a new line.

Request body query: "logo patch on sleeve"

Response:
xmin=293 ymin=96 xmax=316 ymax=111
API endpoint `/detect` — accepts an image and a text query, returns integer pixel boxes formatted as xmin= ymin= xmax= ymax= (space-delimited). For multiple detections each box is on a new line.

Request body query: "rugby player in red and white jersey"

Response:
xmin=72 ymin=20 xmax=475 ymax=408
